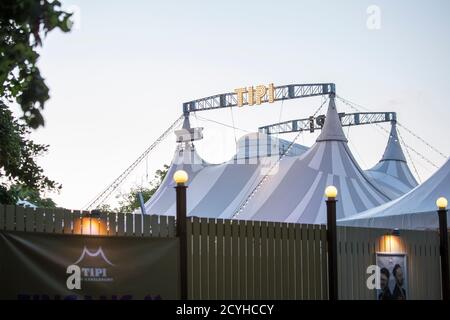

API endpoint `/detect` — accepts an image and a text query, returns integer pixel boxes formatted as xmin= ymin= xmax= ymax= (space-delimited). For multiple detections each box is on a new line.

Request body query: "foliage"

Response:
xmin=0 ymin=0 xmax=72 ymax=128
xmin=108 ymin=164 xmax=170 ymax=213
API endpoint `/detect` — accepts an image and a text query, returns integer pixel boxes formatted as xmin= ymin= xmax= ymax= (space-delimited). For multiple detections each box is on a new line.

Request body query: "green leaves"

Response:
xmin=0 ymin=103 xmax=61 ymax=205
xmin=0 ymin=0 xmax=72 ymax=128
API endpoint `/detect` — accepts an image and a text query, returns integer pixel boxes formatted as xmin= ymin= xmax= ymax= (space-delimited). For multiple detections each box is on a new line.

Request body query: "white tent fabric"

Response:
xmin=339 ymin=158 xmax=450 ymax=230
xmin=143 ymin=132 xmax=308 ymax=218
xmin=365 ymin=122 xmax=418 ymax=198
xmin=144 ymin=98 xmax=393 ymax=223
xmin=234 ymin=98 xmax=392 ymax=223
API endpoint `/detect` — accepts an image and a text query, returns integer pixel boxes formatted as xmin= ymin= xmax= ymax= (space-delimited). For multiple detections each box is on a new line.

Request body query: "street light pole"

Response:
xmin=436 ymin=197 xmax=449 ymax=301
xmin=174 ymin=170 xmax=189 ymax=300
xmin=325 ymin=185 xmax=338 ymax=301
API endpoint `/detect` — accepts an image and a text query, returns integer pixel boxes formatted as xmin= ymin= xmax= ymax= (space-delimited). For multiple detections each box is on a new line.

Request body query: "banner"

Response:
xmin=0 ymin=231 xmax=179 ymax=300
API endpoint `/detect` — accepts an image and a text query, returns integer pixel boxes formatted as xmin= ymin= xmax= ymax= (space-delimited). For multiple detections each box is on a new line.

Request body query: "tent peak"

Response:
xmin=316 ymin=97 xmax=348 ymax=142
xmin=380 ymin=121 xmax=407 ymax=163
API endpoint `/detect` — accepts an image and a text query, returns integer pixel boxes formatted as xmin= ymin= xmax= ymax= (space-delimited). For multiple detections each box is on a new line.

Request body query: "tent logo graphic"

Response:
xmin=69 ymin=246 xmax=115 ymax=285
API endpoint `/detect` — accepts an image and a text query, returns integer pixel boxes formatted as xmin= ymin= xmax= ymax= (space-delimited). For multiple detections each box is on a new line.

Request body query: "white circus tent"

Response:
xmin=339 ymin=158 xmax=450 ymax=230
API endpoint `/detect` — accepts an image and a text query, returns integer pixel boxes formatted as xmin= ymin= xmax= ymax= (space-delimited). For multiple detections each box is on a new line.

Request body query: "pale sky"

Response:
xmin=26 ymin=0 xmax=450 ymax=209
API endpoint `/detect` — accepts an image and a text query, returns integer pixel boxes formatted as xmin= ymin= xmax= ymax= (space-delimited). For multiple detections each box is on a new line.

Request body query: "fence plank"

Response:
xmin=274 ymin=222 xmax=282 ymax=299
xmin=260 ymin=221 xmax=268 ymax=299
xmin=34 ymin=208 xmax=45 ymax=233
xmin=159 ymin=215 xmax=168 ymax=237
xmin=246 ymin=220 xmax=254 ymax=299
xmin=320 ymin=225 xmax=328 ymax=300
xmin=187 ymin=218 xmax=193 ymax=300
xmin=63 ymin=210 xmax=72 ymax=234
xmin=267 ymin=222 xmax=275 ymax=299
xmin=5 ymin=205 xmax=15 ymax=231
xmin=239 ymin=220 xmax=246 ymax=299
xmin=15 ymin=206 xmax=25 ymax=231
xmin=200 ymin=217 xmax=209 ymax=299
xmin=142 ymin=214 xmax=151 ymax=237
xmin=301 ymin=224 xmax=309 ymax=299
xmin=216 ymin=219 xmax=225 ymax=299
xmin=288 ymin=223 xmax=296 ymax=299
xmin=0 ymin=205 xmax=5 ymax=229
xmin=44 ymin=209 xmax=54 ymax=233
xmin=125 ymin=214 xmax=134 ymax=236
xmin=168 ymin=216 xmax=176 ymax=237
xmin=134 ymin=214 xmax=142 ymax=236
xmin=54 ymin=209 xmax=64 ymax=234
xmin=208 ymin=219 xmax=217 ymax=300
xmin=313 ymin=224 xmax=322 ymax=300
xmin=224 ymin=219 xmax=232 ymax=300
xmin=253 ymin=221 xmax=261 ymax=300
xmin=151 ymin=215 xmax=160 ymax=237
xmin=108 ymin=212 xmax=117 ymax=236
xmin=25 ymin=207 xmax=36 ymax=232
xmin=192 ymin=217 xmax=201 ymax=300
xmin=231 ymin=221 xmax=240 ymax=299
xmin=117 ymin=213 xmax=125 ymax=236
xmin=281 ymin=223 xmax=289 ymax=299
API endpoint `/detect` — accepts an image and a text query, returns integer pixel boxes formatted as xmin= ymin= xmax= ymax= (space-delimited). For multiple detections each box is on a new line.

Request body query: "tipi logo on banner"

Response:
xmin=66 ymin=246 xmax=115 ymax=290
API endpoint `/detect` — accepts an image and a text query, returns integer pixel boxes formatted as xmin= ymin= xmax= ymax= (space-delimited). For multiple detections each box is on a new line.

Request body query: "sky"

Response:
xmin=26 ymin=0 xmax=450 ymax=209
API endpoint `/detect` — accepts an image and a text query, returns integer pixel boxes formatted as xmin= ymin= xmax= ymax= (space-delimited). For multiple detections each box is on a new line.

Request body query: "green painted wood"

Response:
xmin=0 ymin=205 xmax=5 ymax=229
xmin=72 ymin=211 xmax=82 ymax=234
xmin=239 ymin=220 xmax=247 ymax=299
xmin=142 ymin=214 xmax=151 ymax=236
xmin=108 ymin=212 xmax=117 ymax=236
xmin=246 ymin=220 xmax=254 ymax=299
xmin=288 ymin=223 xmax=296 ymax=299
xmin=200 ymin=217 xmax=209 ymax=299
xmin=34 ymin=208 xmax=45 ymax=233
xmin=295 ymin=224 xmax=303 ymax=299
xmin=208 ymin=219 xmax=217 ymax=300
xmin=5 ymin=205 xmax=15 ymax=231
xmin=307 ymin=225 xmax=316 ymax=300
xmin=224 ymin=219 xmax=232 ymax=300
xmin=186 ymin=217 xmax=193 ymax=299
xmin=25 ymin=207 xmax=36 ymax=232
xmin=63 ymin=210 xmax=72 ymax=234
xmin=253 ymin=221 xmax=261 ymax=300
xmin=301 ymin=224 xmax=309 ymax=299
xmin=117 ymin=212 xmax=125 ymax=236
xmin=260 ymin=221 xmax=268 ymax=299
xmin=54 ymin=209 xmax=64 ymax=233
xmin=159 ymin=215 xmax=168 ymax=237
xmin=231 ymin=221 xmax=240 ymax=299
xmin=313 ymin=224 xmax=321 ymax=300
xmin=267 ymin=222 xmax=275 ymax=299
xmin=192 ymin=217 xmax=201 ymax=300
xmin=134 ymin=214 xmax=142 ymax=236
xmin=15 ymin=206 xmax=25 ymax=231
xmin=168 ymin=216 xmax=176 ymax=237
xmin=151 ymin=215 xmax=160 ymax=237
xmin=320 ymin=225 xmax=328 ymax=300
xmin=125 ymin=214 xmax=134 ymax=236
xmin=274 ymin=222 xmax=282 ymax=299
xmin=44 ymin=209 xmax=54 ymax=233
xmin=216 ymin=219 xmax=225 ymax=299
xmin=281 ymin=223 xmax=289 ymax=299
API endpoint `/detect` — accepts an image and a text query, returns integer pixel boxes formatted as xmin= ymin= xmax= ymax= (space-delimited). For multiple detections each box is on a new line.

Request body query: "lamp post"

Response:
xmin=325 ymin=185 xmax=338 ymax=301
xmin=436 ymin=197 xmax=449 ymax=301
xmin=174 ymin=170 xmax=189 ymax=300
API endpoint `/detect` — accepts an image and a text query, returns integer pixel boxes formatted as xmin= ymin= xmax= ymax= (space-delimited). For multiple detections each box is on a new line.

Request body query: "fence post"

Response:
xmin=174 ymin=170 xmax=189 ymax=300
xmin=436 ymin=197 xmax=449 ymax=300
xmin=325 ymin=186 xmax=338 ymax=301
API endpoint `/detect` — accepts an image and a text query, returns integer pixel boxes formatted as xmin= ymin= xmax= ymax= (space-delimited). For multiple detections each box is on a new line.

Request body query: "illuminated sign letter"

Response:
xmin=247 ymin=86 xmax=255 ymax=105
xmin=268 ymin=83 xmax=275 ymax=103
xmin=235 ymin=87 xmax=247 ymax=107
xmin=254 ymin=85 xmax=267 ymax=105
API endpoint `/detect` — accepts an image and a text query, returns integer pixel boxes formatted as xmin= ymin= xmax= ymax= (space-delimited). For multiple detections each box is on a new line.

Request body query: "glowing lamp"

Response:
xmin=325 ymin=185 xmax=338 ymax=199
xmin=436 ymin=197 xmax=448 ymax=210
xmin=173 ymin=170 xmax=189 ymax=185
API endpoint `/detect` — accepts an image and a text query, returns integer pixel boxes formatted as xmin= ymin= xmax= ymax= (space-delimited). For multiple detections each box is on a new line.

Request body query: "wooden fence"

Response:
xmin=0 ymin=205 xmax=446 ymax=300
xmin=0 ymin=205 xmax=175 ymax=237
